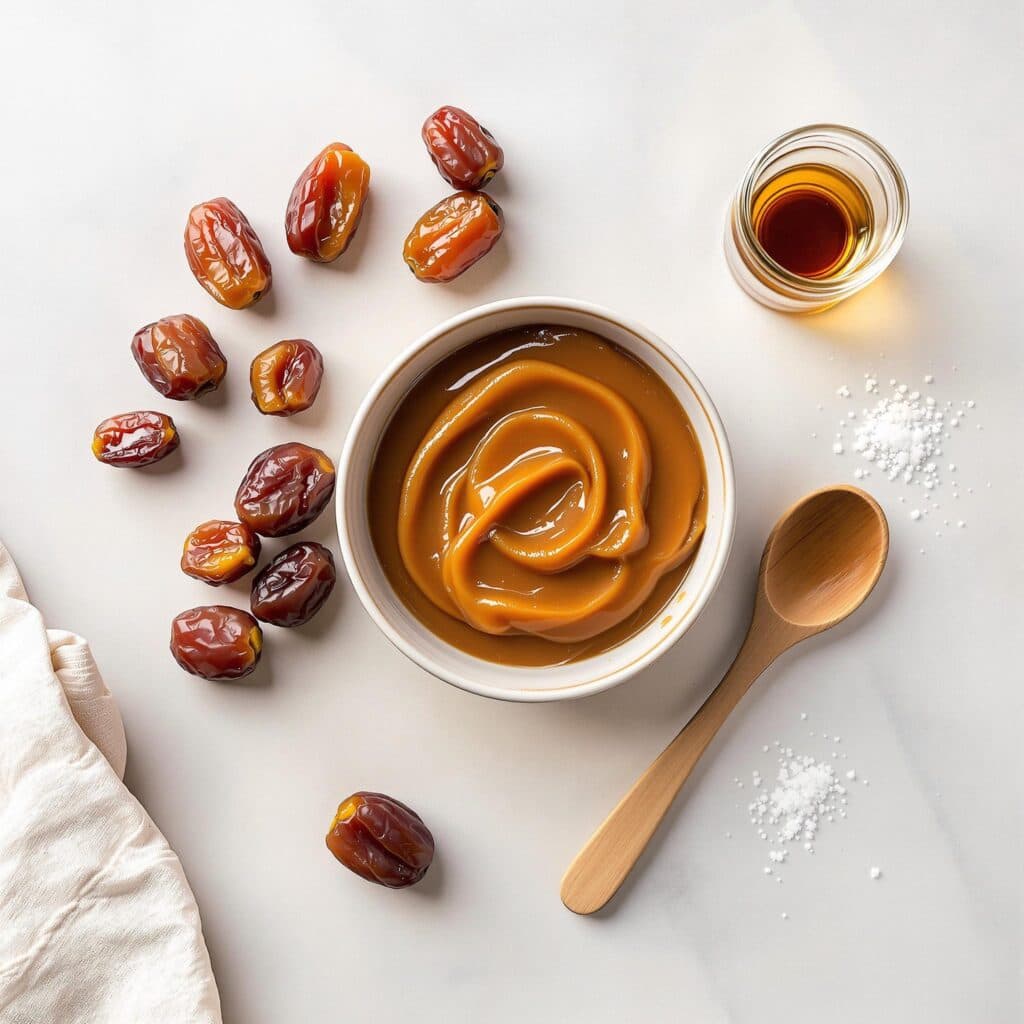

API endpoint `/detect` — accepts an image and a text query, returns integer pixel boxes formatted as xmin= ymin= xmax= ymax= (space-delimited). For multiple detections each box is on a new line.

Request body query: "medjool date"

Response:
xmin=250 ymin=340 xmax=323 ymax=416
xmin=92 ymin=411 xmax=179 ymax=468
xmin=131 ymin=314 xmax=226 ymax=400
xmin=185 ymin=197 xmax=272 ymax=309
xmin=326 ymin=792 xmax=434 ymax=888
xmin=170 ymin=605 xmax=263 ymax=680
xmin=403 ymin=192 xmax=504 ymax=283
xmin=234 ymin=442 xmax=335 ymax=537
xmin=181 ymin=520 xmax=261 ymax=585
xmin=421 ymin=106 xmax=503 ymax=190
xmin=285 ymin=143 xmax=371 ymax=262
xmin=250 ymin=541 xmax=335 ymax=626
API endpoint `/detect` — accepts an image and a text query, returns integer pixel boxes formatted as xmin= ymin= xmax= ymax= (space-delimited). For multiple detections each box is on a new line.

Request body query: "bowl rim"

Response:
xmin=337 ymin=295 xmax=736 ymax=702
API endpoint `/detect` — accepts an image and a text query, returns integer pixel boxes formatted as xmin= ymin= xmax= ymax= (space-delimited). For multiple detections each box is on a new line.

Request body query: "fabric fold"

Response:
xmin=47 ymin=629 xmax=127 ymax=780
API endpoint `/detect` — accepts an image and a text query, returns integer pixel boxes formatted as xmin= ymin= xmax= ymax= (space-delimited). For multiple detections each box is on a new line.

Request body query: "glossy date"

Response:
xmin=285 ymin=143 xmax=371 ymax=262
xmin=421 ymin=105 xmax=503 ymax=190
xmin=325 ymin=792 xmax=434 ymax=888
xmin=131 ymin=314 xmax=227 ymax=400
xmin=250 ymin=541 xmax=335 ymax=626
xmin=403 ymin=192 xmax=504 ymax=282
xmin=185 ymin=197 xmax=272 ymax=309
xmin=234 ymin=442 xmax=336 ymax=537
xmin=181 ymin=520 xmax=262 ymax=585
xmin=170 ymin=605 xmax=263 ymax=680
xmin=250 ymin=339 xmax=323 ymax=416
xmin=92 ymin=411 xmax=179 ymax=468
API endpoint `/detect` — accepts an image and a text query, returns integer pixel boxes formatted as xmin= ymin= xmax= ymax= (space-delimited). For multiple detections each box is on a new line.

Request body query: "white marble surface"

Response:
xmin=1 ymin=1 xmax=1021 ymax=1020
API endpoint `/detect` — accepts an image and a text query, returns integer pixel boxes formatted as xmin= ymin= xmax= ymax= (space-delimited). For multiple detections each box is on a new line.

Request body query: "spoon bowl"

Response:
xmin=560 ymin=484 xmax=889 ymax=915
xmin=760 ymin=485 xmax=888 ymax=631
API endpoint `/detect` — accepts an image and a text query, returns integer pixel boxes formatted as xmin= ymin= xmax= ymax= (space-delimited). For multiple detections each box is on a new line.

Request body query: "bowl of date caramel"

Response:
xmin=338 ymin=298 xmax=735 ymax=701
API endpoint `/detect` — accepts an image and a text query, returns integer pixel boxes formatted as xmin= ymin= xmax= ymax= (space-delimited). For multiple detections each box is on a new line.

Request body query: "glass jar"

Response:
xmin=724 ymin=124 xmax=909 ymax=314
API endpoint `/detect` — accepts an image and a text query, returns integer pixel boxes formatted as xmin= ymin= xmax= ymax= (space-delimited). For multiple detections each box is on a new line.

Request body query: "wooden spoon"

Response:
xmin=560 ymin=485 xmax=889 ymax=915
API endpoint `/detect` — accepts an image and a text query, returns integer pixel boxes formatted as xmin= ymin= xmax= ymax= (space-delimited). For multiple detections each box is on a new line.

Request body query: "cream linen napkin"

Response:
xmin=0 ymin=541 xmax=222 ymax=1023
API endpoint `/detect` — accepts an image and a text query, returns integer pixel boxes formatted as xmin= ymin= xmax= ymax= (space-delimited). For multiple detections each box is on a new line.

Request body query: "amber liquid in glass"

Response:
xmin=752 ymin=165 xmax=871 ymax=279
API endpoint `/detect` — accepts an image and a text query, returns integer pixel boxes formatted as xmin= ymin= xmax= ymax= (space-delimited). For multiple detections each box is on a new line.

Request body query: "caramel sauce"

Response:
xmin=368 ymin=326 xmax=707 ymax=667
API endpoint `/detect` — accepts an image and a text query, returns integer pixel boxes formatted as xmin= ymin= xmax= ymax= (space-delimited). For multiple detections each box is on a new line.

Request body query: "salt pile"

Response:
xmin=851 ymin=380 xmax=946 ymax=487
xmin=830 ymin=374 xmax=978 ymax=531
xmin=748 ymin=748 xmax=849 ymax=872
xmin=728 ymin=720 xmax=882 ymax=919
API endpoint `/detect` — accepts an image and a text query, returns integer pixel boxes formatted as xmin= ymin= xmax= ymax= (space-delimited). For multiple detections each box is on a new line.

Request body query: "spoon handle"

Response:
xmin=560 ymin=634 xmax=781 ymax=916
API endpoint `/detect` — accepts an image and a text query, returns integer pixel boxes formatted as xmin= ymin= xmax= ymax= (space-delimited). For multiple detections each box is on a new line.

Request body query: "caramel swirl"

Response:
xmin=397 ymin=357 xmax=705 ymax=643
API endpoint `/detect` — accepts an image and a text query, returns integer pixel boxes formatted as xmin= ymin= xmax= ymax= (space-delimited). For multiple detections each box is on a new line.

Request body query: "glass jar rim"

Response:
xmin=735 ymin=123 xmax=910 ymax=298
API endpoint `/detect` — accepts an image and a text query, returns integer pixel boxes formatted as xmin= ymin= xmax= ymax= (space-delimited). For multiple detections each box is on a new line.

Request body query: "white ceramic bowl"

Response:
xmin=337 ymin=297 xmax=735 ymax=702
